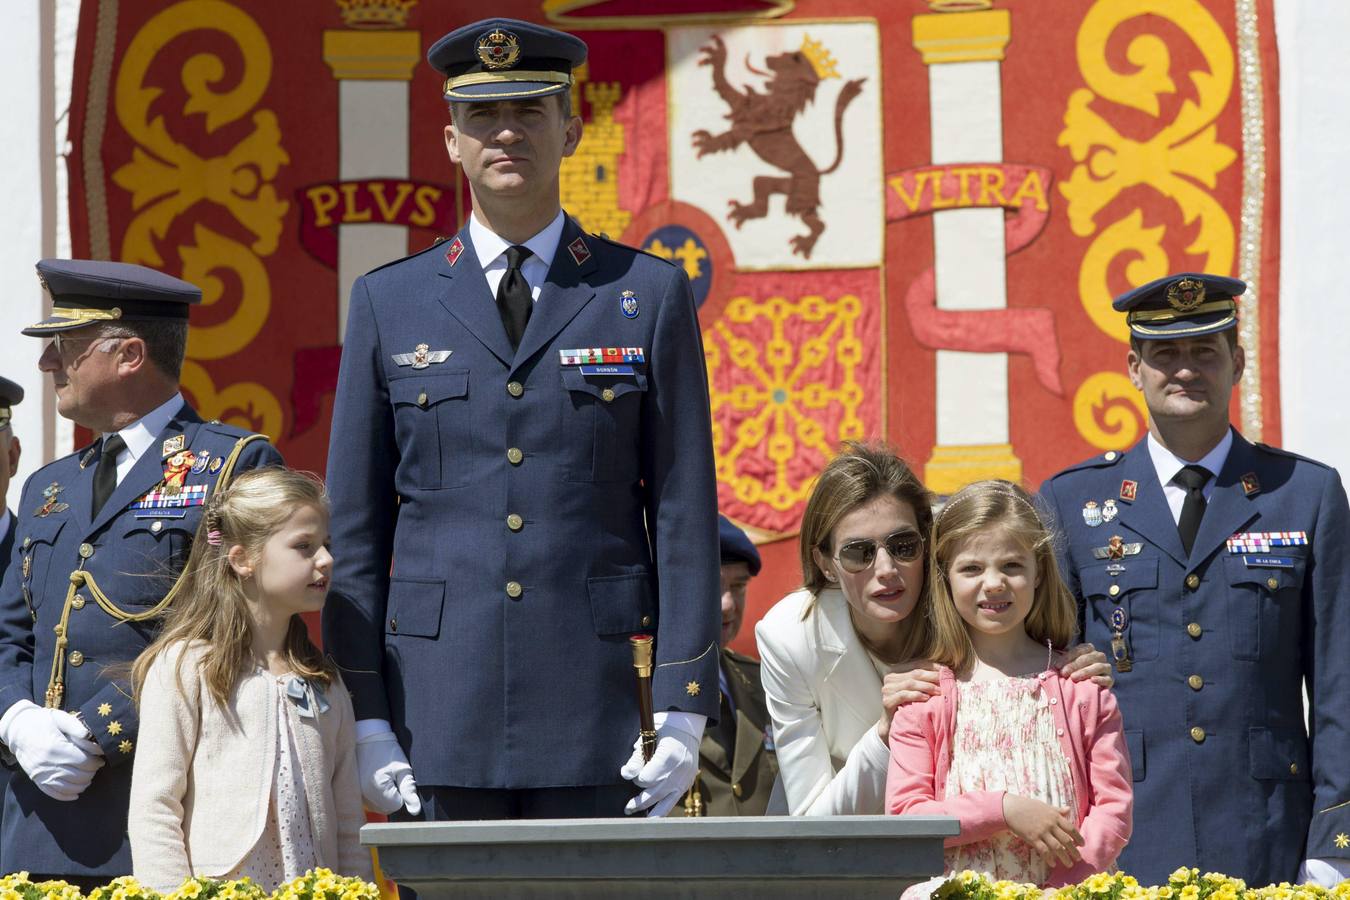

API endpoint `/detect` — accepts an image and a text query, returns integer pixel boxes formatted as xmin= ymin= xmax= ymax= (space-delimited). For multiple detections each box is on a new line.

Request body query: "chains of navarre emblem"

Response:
xmin=1166 ymin=277 xmax=1206 ymax=312
xmin=476 ymin=29 xmax=521 ymax=70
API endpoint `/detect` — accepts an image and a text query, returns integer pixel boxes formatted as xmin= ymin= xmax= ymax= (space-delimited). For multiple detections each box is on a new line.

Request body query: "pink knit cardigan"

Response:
xmin=885 ymin=665 xmax=1133 ymax=886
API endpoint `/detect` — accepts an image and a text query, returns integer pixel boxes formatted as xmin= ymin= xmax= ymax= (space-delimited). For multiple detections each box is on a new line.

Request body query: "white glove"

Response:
xmin=355 ymin=729 xmax=421 ymax=816
xmin=0 ymin=701 xmax=104 ymax=801
xmin=1300 ymin=858 xmax=1350 ymax=887
xmin=620 ymin=711 xmax=705 ymax=817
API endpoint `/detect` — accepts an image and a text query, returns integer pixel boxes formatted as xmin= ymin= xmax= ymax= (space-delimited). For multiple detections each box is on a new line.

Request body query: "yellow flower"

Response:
xmin=1154 ymin=888 xmax=1174 ymax=899
xmin=1179 ymin=886 xmax=1200 ymax=900
xmin=1085 ymin=874 xmax=1113 ymax=894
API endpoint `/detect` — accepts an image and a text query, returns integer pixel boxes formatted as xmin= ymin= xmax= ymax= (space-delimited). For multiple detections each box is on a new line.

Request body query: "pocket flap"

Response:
xmin=1080 ymin=558 xmax=1159 ymax=599
xmin=389 ymin=371 xmax=469 ymax=408
xmin=386 ymin=577 xmax=445 ymax=638
xmin=1224 ymin=554 xmax=1306 ymax=591
xmin=561 ymin=367 xmax=648 ymax=401
xmin=1249 ymin=726 xmax=1310 ymax=780
xmin=1124 ymin=729 xmax=1145 ymax=782
xmin=587 ymin=570 xmax=655 ymax=636
xmin=24 ymin=517 xmax=66 ymax=547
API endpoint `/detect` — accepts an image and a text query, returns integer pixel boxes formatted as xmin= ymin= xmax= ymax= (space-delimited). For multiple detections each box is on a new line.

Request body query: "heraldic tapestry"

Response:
xmin=66 ymin=0 xmax=1282 ymax=649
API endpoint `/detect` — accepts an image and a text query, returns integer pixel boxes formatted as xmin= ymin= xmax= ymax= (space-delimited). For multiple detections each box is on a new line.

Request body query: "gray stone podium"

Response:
xmin=364 ymin=815 xmax=959 ymax=899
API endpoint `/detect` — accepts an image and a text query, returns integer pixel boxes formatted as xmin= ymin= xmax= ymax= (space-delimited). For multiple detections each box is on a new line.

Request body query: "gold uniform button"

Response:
xmin=78 ymin=543 xmax=94 ymax=559
xmin=507 ymin=381 xmax=524 ymax=397
xmin=1104 ymin=451 xmax=1118 ymax=462
xmin=23 ymin=537 xmax=31 ymax=549
xmin=1266 ymin=577 xmax=1279 ymax=590
xmin=732 ymin=782 xmax=743 ymax=798
xmin=601 ymin=388 xmax=616 ymax=402
xmin=1185 ymin=574 xmax=1199 ymax=589
xmin=1290 ymin=763 xmax=1299 ymax=775
xmin=72 ymin=595 xmax=86 ymax=610
xmin=417 ymin=391 xmax=429 ymax=408
xmin=1187 ymin=622 xmax=1203 ymax=638
xmin=641 ymin=615 xmax=652 ymax=627
xmin=506 ymin=581 xmax=523 ymax=598
xmin=1190 ymin=726 xmax=1206 ymax=743
xmin=150 ymin=520 xmax=163 ymax=534
xmin=1188 ymin=674 xmax=1203 ymax=690
xmin=507 ymin=447 xmax=524 ymax=465
xmin=68 ymin=651 xmax=84 ymax=667
xmin=389 ymin=617 xmax=398 ymax=633
xmin=1108 ymin=584 xmax=1120 ymax=597
xmin=507 ymin=514 xmax=524 ymax=531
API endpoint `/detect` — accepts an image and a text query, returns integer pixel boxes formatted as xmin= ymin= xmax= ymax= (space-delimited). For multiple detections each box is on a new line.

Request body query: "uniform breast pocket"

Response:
xmin=116 ymin=516 xmax=197 ymax=602
xmin=1080 ymin=558 xmax=1159 ymax=661
xmin=21 ymin=517 xmax=66 ymax=613
xmin=1222 ymin=554 xmax=1306 ymax=660
xmin=561 ymin=368 xmax=648 ymax=484
xmin=389 ymin=371 xmax=471 ymax=490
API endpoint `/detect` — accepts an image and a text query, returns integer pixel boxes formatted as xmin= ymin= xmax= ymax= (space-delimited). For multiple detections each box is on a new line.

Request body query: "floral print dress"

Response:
xmin=941 ymin=672 xmax=1078 ymax=886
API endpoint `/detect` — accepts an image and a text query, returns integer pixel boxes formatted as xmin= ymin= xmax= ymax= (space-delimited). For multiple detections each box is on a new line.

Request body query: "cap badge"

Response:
xmin=1166 ymin=277 xmax=1206 ymax=312
xmin=393 ymin=343 xmax=452 ymax=369
xmin=1082 ymin=500 xmax=1102 ymax=528
xmin=476 ymin=29 xmax=521 ymax=70
xmin=620 ymin=290 xmax=639 ymax=319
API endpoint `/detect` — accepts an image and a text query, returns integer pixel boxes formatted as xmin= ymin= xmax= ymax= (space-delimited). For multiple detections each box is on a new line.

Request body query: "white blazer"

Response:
xmin=754 ymin=587 xmax=890 ymax=815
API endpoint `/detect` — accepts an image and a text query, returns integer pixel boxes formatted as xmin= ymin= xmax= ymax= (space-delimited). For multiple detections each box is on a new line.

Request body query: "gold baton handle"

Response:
xmin=630 ymin=635 xmax=657 ymax=762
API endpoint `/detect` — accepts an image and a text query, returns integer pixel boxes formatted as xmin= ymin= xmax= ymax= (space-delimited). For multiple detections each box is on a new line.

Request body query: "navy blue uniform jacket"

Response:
xmin=0 ymin=404 xmax=279 ymax=877
xmin=323 ymin=215 xmax=721 ymax=789
xmin=1040 ymin=431 xmax=1350 ymax=886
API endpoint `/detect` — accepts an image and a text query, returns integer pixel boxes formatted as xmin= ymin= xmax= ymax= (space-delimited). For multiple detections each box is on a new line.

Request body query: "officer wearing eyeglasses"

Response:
xmin=0 ymin=260 xmax=280 ymax=887
xmin=756 ymin=442 xmax=1111 ymax=816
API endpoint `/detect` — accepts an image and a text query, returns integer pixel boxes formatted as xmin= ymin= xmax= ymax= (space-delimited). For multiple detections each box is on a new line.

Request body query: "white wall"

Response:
xmin=1276 ymin=1 xmax=1350 ymax=475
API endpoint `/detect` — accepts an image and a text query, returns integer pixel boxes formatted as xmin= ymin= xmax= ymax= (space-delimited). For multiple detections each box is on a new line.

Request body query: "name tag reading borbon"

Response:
xmin=580 ymin=364 xmax=634 ymax=375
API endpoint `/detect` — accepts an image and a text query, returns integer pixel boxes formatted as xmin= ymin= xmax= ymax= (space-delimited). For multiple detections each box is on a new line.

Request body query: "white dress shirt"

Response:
xmin=102 ymin=393 xmax=186 ymax=486
xmin=469 ymin=209 xmax=565 ymax=302
xmin=1146 ymin=428 xmax=1233 ymax=524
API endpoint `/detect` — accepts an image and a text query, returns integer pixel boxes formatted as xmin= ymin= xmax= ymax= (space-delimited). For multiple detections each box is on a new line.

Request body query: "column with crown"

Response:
xmin=912 ymin=1 xmax=1021 ymax=494
xmin=322 ymin=0 xmax=422 ymax=340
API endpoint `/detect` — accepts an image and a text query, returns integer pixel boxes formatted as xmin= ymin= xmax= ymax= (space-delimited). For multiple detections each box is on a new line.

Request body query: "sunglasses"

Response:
xmin=832 ymin=530 xmax=924 ymax=573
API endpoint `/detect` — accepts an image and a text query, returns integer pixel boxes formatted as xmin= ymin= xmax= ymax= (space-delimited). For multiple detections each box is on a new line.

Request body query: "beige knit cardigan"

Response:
xmin=128 ymin=641 xmax=373 ymax=891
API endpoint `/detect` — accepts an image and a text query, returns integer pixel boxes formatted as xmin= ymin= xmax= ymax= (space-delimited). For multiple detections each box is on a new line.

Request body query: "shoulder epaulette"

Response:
xmin=198 ymin=419 xmax=268 ymax=442
xmin=723 ymin=648 xmax=761 ymax=668
xmin=1050 ymin=449 xmax=1127 ymax=479
xmin=1255 ymin=442 xmax=1332 ymax=469
xmin=363 ymin=237 xmax=452 ymax=277
xmin=587 ymin=231 xmax=681 ymax=271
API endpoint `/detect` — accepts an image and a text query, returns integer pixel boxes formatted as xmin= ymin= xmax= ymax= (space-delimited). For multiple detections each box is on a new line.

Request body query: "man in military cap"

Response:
xmin=0 ymin=260 xmax=281 ymax=884
xmin=673 ymin=516 xmax=778 ymax=816
xmin=1039 ymin=273 xmax=1350 ymax=886
xmin=324 ymin=18 xmax=719 ymax=822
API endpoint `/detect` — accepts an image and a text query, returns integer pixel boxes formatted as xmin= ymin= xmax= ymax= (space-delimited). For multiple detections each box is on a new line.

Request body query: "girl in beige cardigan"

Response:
xmin=128 ymin=468 xmax=372 ymax=892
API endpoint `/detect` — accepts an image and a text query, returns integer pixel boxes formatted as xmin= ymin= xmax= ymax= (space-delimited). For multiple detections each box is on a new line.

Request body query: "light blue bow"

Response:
xmin=284 ymin=677 xmax=331 ymax=719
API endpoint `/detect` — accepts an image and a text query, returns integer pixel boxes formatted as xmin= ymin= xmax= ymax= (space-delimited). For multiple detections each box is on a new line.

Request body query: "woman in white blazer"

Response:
xmin=756 ymin=443 xmax=1110 ymax=815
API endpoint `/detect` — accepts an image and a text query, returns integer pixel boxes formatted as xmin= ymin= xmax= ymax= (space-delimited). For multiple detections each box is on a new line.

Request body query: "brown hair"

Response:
xmin=797 ymin=442 xmax=935 ymax=654
xmin=926 ymin=480 xmax=1077 ymax=675
xmin=131 ymin=467 xmax=335 ymax=708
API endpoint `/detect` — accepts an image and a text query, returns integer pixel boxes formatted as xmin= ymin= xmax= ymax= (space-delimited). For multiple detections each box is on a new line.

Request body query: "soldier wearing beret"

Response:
xmin=673 ymin=516 xmax=779 ymax=816
xmin=1039 ymin=274 xmax=1350 ymax=886
xmin=0 ymin=260 xmax=281 ymax=884
xmin=323 ymin=18 xmax=720 ymax=822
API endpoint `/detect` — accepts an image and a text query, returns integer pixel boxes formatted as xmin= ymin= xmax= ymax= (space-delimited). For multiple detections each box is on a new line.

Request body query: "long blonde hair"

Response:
xmin=797 ymin=441 xmax=935 ymax=659
xmin=131 ymin=466 xmax=335 ymax=707
xmin=926 ymin=479 xmax=1077 ymax=675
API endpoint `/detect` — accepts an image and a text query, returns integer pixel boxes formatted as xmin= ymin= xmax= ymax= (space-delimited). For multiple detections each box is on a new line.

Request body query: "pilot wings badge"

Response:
xmin=392 ymin=343 xmax=452 ymax=369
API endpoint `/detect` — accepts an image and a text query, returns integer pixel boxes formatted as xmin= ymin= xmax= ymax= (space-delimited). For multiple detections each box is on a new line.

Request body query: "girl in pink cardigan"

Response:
xmin=886 ymin=480 xmax=1132 ymax=891
xmin=128 ymin=468 xmax=372 ymax=892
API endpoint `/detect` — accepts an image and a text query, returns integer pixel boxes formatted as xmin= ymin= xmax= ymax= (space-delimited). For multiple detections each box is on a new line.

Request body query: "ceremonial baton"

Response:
xmin=630 ymin=634 xmax=658 ymax=762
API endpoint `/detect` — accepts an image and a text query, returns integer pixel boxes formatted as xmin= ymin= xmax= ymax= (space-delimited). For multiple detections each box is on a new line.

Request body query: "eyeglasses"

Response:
xmin=0 ymin=410 xmax=10 ymax=430
xmin=49 ymin=333 xmax=120 ymax=359
xmin=832 ymin=530 xmax=924 ymax=573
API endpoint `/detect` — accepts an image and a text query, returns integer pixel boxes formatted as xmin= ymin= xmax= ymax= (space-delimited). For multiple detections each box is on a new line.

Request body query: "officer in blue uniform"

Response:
xmin=323 ymin=19 xmax=720 ymax=822
xmin=1039 ymin=273 xmax=1350 ymax=887
xmin=0 ymin=260 xmax=281 ymax=885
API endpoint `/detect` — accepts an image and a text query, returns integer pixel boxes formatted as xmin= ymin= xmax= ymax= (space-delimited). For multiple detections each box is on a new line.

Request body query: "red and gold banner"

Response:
xmin=67 ymin=0 xmax=1281 ymax=653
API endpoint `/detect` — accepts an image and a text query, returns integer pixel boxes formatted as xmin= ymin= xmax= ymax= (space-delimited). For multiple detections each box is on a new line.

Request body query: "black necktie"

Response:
xmin=91 ymin=434 xmax=127 ymax=518
xmin=1174 ymin=464 xmax=1212 ymax=556
xmin=497 ymin=245 xmax=533 ymax=349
